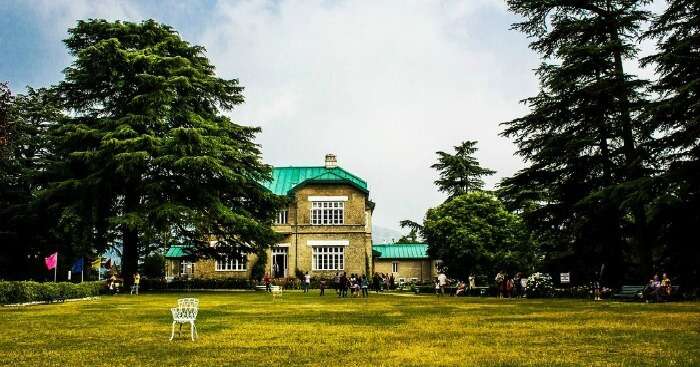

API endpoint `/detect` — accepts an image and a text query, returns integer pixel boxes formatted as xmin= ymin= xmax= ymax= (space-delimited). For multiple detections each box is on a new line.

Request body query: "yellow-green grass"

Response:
xmin=0 ymin=291 xmax=698 ymax=366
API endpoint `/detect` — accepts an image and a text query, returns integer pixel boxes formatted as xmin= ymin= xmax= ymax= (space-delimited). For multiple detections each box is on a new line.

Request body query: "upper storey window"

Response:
xmin=311 ymin=201 xmax=344 ymax=225
xmin=274 ymin=210 xmax=289 ymax=224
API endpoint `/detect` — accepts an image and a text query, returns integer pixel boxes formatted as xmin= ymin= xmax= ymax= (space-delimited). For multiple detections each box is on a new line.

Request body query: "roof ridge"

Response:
xmin=331 ymin=166 xmax=367 ymax=185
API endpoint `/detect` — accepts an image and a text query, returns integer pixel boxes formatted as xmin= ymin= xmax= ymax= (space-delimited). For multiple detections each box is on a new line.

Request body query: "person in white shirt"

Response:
xmin=437 ymin=272 xmax=447 ymax=296
xmin=303 ymin=272 xmax=311 ymax=293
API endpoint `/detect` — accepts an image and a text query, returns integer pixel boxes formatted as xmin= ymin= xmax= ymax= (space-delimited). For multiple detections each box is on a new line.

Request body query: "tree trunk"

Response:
xmin=121 ymin=188 xmax=139 ymax=287
xmin=608 ymin=17 xmax=653 ymax=278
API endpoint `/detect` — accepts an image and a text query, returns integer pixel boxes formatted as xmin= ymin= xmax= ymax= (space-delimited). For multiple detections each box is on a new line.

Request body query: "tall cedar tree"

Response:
xmin=500 ymin=1 xmax=653 ymax=284
xmin=47 ymin=20 xmax=282 ymax=284
xmin=0 ymin=85 xmax=60 ymax=279
xmin=642 ymin=0 xmax=700 ymax=285
xmin=432 ymin=140 xmax=495 ymax=198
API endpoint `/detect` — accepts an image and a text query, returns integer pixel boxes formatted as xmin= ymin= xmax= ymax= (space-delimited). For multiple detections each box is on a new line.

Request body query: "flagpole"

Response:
xmin=81 ymin=258 xmax=84 ymax=283
xmin=54 ymin=254 xmax=57 ymax=282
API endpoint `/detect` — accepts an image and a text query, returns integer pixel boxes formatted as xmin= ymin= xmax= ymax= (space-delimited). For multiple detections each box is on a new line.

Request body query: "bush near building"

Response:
xmin=0 ymin=281 xmax=101 ymax=304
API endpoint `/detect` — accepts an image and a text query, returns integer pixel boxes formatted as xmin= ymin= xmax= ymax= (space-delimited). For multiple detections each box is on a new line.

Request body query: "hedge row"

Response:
xmin=0 ymin=281 xmax=102 ymax=304
xmin=140 ymin=278 xmax=254 ymax=290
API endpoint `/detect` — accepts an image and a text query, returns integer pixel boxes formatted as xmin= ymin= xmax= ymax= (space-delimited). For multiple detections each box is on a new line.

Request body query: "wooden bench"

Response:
xmin=612 ymin=286 xmax=645 ymax=301
xmin=613 ymin=285 xmax=681 ymax=301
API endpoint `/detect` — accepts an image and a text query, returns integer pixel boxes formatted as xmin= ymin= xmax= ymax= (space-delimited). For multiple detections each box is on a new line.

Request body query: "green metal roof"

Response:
xmin=372 ymin=243 xmax=430 ymax=259
xmin=165 ymin=245 xmax=193 ymax=259
xmin=262 ymin=166 xmax=368 ymax=196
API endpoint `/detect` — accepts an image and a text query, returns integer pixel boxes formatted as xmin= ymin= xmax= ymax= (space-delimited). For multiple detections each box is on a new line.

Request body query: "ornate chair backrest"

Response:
xmin=174 ymin=298 xmax=199 ymax=320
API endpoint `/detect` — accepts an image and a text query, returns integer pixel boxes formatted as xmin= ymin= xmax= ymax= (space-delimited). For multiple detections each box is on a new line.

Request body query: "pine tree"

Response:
xmin=642 ymin=0 xmax=700 ymax=285
xmin=0 ymin=85 xmax=60 ymax=279
xmin=46 ymin=20 xmax=282 ymax=283
xmin=431 ymin=140 xmax=495 ymax=198
xmin=501 ymin=1 xmax=653 ymax=283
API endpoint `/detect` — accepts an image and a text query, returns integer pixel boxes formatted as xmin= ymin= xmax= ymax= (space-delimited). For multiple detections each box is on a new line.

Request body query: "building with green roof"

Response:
xmin=372 ymin=243 xmax=436 ymax=283
xmin=165 ymin=154 xmax=376 ymax=280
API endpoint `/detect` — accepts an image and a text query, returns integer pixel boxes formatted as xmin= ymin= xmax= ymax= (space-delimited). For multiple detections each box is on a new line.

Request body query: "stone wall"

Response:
xmin=374 ymin=259 xmax=435 ymax=282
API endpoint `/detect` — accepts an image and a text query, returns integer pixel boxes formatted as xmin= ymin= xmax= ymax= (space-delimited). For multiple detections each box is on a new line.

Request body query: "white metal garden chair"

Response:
xmin=170 ymin=298 xmax=199 ymax=341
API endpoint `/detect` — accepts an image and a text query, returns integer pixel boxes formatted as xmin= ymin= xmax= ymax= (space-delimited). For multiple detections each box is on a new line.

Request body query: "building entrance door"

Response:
xmin=272 ymin=248 xmax=288 ymax=278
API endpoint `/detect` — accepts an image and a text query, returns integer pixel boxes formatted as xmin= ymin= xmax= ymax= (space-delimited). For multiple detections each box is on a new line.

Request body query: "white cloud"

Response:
xmin=21 ymin=0 xmax=539 ymax=230
xmin=199 ymin=0 xmax=539 ymax=229
xmin=33 ymin=0 xmax=143 ymax=34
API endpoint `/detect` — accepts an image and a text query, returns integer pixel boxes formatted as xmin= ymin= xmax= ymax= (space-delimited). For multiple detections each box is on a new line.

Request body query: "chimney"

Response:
xmin=324 ymin=153 xmax=337 ymax=169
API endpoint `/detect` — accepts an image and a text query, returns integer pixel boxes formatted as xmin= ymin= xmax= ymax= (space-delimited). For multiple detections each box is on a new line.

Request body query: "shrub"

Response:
xmin=139 ymin=278 xmax=253 ymax=290
xmin=250 ymin=250 xmax=267 ymax=281
xmin=525 ymin=272 xmax=554 ymax=298
xmin=0 ymin=281 xmax=102 ymax=304
xmin=141 ymin=253 xmax=165 ymax=279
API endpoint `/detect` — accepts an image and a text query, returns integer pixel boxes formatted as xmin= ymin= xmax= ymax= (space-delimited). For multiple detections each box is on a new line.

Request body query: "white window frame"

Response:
xmin=392 ymin=261 xmax=398 ymax=273
xmin=274 ymin=209 xmax=289 ymax=224
xmin=215 ymin=255 xmax=248 ymax=271
xmin=180 ymin=261 xmax=194 ymax=276
xmin=312 ymin=246 xmax=344 ymax=271
xmin=311 ymin=201 xmax=344 ymax=225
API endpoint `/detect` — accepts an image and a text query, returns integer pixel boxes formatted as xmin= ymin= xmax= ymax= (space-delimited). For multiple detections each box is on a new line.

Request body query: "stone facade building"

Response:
xmin=165 ymin=154 xmax=375 ymax=280
xmin=372 ymin=243 xmax=437 ymax=283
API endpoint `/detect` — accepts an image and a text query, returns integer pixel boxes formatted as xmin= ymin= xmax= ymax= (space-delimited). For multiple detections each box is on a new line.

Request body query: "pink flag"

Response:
xmin=45 ymin=252 xmax=58 ymax=270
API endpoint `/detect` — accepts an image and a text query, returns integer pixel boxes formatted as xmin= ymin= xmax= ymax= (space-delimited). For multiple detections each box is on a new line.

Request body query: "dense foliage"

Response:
xmin=0 ymin=280 xmax=101 ymax=304
xmin=500 ymin=0 xmax=699 ymax=287
xmin=640 ymin=0 xmax=700 ymax=289
xmin=0 ymin=85 xmax=61 ymax=279
xmin=42 ymin=20 xmax=283 ymax=284
xmin=140 ymin=253 xmax=165 ymax=279
xmin=423 ymin=192 xmax=536 ymax=279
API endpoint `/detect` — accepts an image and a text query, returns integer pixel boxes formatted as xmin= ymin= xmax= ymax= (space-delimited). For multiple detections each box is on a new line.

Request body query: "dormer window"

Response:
xmin=311 ymin=201 xmax=344 ymax=225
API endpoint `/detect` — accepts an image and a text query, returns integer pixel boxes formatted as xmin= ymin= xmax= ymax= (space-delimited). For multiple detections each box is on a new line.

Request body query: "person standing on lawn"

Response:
xmin=437 ymin=271 xmax=447 ymax=296
xmin=130 ymin=272 xmax=140 ymax=295
xmin=361 ymin=276 xmax=369 ymax=298
xmin=334 ymin=272 xmax=341 ymax=296
xmin=264 ymin=272 xmax=271 ymax=292
xmin=495 ymin=271 xmax=505 ymax=298
xmin=339 ymin=272 xmax=348 ymax=298
xmin=513 ymin=272 xmax=522 ymax=298
xmin=319 ymin=278 xmax=326 ymax=296
xmin=303 ymin=272 xmax=311 ymax=293
xmin=350 ymin=273 xmax=357 ymax=295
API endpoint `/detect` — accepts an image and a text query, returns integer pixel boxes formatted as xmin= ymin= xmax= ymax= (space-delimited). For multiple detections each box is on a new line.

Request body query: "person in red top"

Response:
xmin=263 ymin=272 xmax=271 ymax=292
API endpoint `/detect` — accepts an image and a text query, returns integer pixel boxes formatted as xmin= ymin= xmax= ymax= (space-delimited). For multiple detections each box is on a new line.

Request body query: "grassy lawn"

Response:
xmin=0 ymin=291 xmax=698 ymax=367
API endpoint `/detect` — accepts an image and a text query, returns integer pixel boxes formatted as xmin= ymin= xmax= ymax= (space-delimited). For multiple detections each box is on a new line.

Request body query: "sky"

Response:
xmin=0 ymin=0 xmax=664 ymax=232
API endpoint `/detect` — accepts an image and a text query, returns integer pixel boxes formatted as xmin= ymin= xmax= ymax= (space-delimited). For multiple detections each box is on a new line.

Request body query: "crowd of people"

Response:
xmin=331 ymin=272 xmax=370 ymax=297
xmin=494 ymin=271 xmax=528 ymax=298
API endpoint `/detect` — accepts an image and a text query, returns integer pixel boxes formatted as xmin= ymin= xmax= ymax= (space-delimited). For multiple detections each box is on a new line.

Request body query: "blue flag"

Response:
xmin=71 ymin=258 xmax=84 ymax=272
